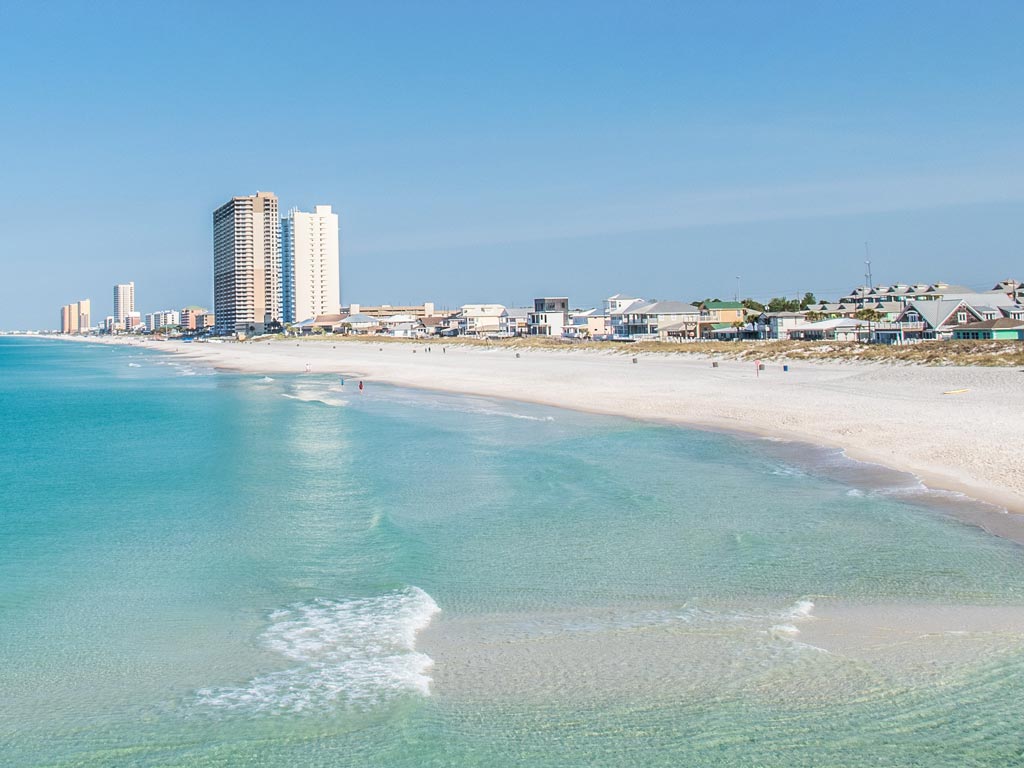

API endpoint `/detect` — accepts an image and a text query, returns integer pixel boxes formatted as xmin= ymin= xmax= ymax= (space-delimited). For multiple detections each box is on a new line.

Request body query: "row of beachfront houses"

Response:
xmin=786 ymin=282 xmax=1024 ymax=343
xmin=602 ymin=287 xmax=1024 ymax=342
xmin=837 ymin=279 xmax=1023 ymax=306
xmin=292 ymin=279 xmax=1024 ymax=343
xmin=293 ymin=296 xmax=753 ymax=341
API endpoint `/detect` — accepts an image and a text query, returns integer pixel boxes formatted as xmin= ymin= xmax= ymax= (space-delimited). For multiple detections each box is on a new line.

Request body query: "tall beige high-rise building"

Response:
xmin=77 ymin=299 xmax=91 ymax=331
xmin=59 ymin=299 xmax=91 ymax=334
xmin=113 ymin=283 xmax=135 ymax=324
xmin=180 ymin=306 xmax=208 ymax=330
xmin=281 ymin=204 xmax=340 ymax=323
xmin=213 ymin=191 xmax=281 ymax=335
xmin=60 ymin=304 xmax=77 ymax=334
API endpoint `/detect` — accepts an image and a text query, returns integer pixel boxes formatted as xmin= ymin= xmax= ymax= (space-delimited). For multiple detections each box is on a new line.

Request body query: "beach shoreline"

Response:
xmin=56 ymin=335 xmax=1024 ymax=531
xmin=11 ymin=334 xmax=1024 ymax=767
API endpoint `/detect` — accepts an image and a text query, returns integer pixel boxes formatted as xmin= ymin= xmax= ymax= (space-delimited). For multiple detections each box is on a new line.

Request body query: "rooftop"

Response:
xmin=630 ymin=301 xmax=700 ymax=315
xmin=958 ymin=318 xmax=1024 ymax=330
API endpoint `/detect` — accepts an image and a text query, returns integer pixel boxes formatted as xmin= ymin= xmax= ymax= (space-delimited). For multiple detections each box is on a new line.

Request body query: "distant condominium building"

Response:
xmin=113 ymin=282 xmax=135 ymax=324
xmin=145 ymin=310 xmax=181 ymax=332
xmin=281 ymin=205 xmax=340 ymax=323
xmin=60 ymin=305 xmax=75 ymax=334
xmin=341 ymin=302 xmax=438 ymax=319
xmin=213 ymin=191 xmax=281 ymax=335
xmin=60 ymin=305 xmax=76 ymax=334
xmin=78 ymin=299 xmax=91 ymax=332
xmin=280 ymin=211 xmax=295 ymax=322
xmin=179 ymin=306 xmax=209 ymax=330
xmin=59 ymin=299 xmax=91 ymax=334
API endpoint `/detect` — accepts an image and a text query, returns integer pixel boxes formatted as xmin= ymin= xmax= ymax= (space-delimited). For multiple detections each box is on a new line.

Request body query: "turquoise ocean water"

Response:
xmin=2 ymin=337 xmax=1023 ymax=766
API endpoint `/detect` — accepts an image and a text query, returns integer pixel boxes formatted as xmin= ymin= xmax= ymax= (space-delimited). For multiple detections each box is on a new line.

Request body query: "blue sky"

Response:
xmin=1 ymin=1 xmax=1022 ymax=327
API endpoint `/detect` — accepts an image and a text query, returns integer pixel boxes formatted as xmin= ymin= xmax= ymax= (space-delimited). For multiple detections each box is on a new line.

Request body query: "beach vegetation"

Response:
xmin=854 ymin=308 xmax=883 ymax=322
xmin=272 ymin=334 xmax=1024 ymax=366
xmin=763 ymin=293 xmax=821 ymax=312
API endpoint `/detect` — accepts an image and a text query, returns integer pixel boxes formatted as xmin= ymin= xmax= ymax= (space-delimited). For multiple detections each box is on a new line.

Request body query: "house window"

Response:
xmin=956 ymin=311 xmax=968 ymax=324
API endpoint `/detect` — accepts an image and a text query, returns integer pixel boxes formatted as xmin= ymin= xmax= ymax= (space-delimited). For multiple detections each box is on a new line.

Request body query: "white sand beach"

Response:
xmin=84 ymin=337 xmax=1024 ymax=521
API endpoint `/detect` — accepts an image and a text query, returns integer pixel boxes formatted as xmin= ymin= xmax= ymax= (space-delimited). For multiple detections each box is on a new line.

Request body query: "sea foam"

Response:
xmin=784 ymin=600 xmax=815 ymax=620
xmin=196 ymin=587 xmax=440 ymax=714
xmin=366 ymin=389 xmax=555 ymax=422
xmin=281 ymin=391 xmax=349 ymax=408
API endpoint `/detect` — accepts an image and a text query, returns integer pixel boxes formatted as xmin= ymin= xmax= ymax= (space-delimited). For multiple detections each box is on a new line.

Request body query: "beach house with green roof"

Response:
xmin=952 ymin=318 xmax=1024 ymax=340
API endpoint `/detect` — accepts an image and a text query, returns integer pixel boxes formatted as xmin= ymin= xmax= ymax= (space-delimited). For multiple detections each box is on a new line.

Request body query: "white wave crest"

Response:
xmin=196 ymin=587 xmax=440 ymax=714
xmin=761 ymin=601 xmax=816 ymax=639
xmin=365 ymin=390 xmax=555 ymax=422
xmin=473 ymin=407 xmax=555 ymax=422
xmin=127 ymin=362 xmax=142 ymax=368
xmin=281 ymin=392 xmax=349 ymax=408
xmin=769 ymin=465 xmax=807 ymax=478
xmin=784 ymin=600 xmax=815 ymax=620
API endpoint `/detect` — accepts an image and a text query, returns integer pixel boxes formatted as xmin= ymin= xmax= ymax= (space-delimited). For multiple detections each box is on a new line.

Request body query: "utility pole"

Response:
xmin=735 ymin=276 xmax=740 ymax=303
xmin=864 ymin=242 xmax=875 ymax=343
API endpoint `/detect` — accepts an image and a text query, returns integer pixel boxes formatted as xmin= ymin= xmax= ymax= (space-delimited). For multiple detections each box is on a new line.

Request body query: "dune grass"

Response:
xmin=257 ymin=333 xmax=1024 ymax=366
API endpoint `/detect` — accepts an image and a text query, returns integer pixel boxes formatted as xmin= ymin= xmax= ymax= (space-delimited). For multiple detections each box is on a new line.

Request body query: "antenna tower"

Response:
xmin=863 ymin=242 xmax=873 ymax=299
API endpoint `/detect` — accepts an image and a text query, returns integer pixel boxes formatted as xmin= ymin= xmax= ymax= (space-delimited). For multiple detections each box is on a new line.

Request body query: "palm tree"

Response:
xmin=854 ymin=308 xmax=882 ymax=344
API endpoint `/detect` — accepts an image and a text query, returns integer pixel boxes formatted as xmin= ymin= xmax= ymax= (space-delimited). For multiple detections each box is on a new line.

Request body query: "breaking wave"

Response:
xmin=281 ymin=391 xmax=349 ymax=408
xmin=196 ymin=587 xmax=440 ymax=714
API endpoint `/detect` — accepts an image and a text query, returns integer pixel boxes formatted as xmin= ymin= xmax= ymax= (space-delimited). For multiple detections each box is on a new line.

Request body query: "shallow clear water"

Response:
xmin=2 ymin=338 xmax=1023 ymax=766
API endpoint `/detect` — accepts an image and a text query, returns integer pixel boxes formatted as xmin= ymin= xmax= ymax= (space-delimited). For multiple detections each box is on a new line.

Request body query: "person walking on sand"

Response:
xmin=305 ymin=362 xmax=311 ymax=373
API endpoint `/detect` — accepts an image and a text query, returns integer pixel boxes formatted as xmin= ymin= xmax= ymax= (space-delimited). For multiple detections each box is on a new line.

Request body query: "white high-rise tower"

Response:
xmin=213 ymin=191 xmax=281 ymax=335
xmin=113 ymin=282 xmax=135 ymax=324
xmin=281 ymin=205 xmax=340 ymax=323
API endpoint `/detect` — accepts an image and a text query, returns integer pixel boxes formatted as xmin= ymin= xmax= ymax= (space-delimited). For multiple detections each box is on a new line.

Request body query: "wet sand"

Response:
xmin=419 ymin=599 xmax=1024 ymax=704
